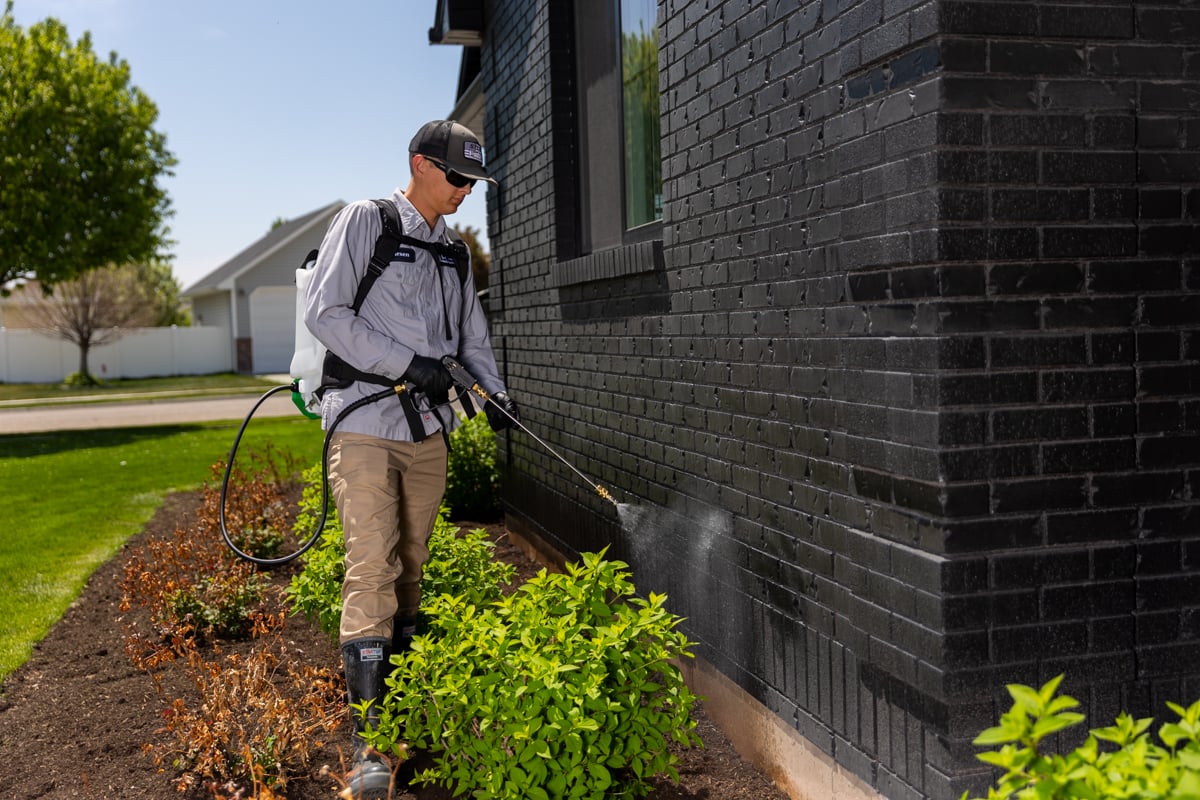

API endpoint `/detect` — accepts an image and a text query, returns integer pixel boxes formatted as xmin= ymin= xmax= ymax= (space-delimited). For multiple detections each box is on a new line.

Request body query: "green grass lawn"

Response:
xmin=0 ymin=416 xmax=324 ymax=682
xmin=0 ymin=372 xmax=282 ymax=405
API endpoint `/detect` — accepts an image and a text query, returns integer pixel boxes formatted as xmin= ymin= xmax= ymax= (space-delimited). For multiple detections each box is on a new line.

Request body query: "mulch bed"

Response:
xmin=0 ymin=491 xmax=789 ymax=800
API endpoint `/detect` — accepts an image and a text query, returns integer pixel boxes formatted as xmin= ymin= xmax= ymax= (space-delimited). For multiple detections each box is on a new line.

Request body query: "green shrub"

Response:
xmin=422 ymin=523 xmax=515 ymax=606
xmin=285 ymin=464 xmax=514 ymax=641
xmin=283 ymin=464 xmax=343 ymax=638
xmin=62 ymin=371 xmax=100 ymax=388
xmin=370 ymin=550 xmax=701 ymax=800
xmin=445 ymin=411 xmax=500 ymax=520
xmin=166 ymin=570 xmax=271 ymax=639
xmin=964 ymin=674 xmax=1200 ymax=799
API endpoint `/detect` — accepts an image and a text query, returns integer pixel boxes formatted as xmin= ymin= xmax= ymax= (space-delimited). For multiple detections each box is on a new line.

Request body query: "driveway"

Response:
xmin=0 ymin=392 xmax=301 ymax=435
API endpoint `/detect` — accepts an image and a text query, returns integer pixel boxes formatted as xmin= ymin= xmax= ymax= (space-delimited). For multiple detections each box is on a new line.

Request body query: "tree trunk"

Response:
xmin=78 ymin=340 xmax=92 ymax=383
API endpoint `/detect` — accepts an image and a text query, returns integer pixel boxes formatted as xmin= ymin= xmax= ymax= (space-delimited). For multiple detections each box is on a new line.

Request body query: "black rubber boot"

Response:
xmin=391 ymin=616 xmax=417 ymax=655
xmin=341 ymin=638 xmax=393 ymax=800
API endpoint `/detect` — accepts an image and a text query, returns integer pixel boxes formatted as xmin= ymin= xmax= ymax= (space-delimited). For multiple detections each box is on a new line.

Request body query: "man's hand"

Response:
xmin=403 ymin=355 xmax=453 ymax=399
xmin=485 ymin=392 xmax=520 ymax=431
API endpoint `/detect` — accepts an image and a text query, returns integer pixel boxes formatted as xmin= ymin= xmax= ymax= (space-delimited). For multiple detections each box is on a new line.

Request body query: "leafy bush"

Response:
xmin=282 ymin=464 xmax=344 ymax=638
xmin=62 ymin=370 xmax=99 ymax=388
xmin=285 ymin=463 xmax=514 ymax=641
xmin=422 ymin=523 xmax=516 ymax=605
xmin=964 ymin=674 xmax=1200 ymax=799
xmin=445 ymin=411 xmax=500 ymax=520
xmin=166 ymin=570 xmax=271 ymax=639
xmin=370 ymin=550 xmax=701 ymax=800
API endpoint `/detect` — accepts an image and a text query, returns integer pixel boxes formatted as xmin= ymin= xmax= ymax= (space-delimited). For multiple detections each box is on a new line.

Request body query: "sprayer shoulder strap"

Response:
xmin=349 ymin=199 xmax=405 ymax=315
xmin=349 ymin=199 xmax=471 ymax=315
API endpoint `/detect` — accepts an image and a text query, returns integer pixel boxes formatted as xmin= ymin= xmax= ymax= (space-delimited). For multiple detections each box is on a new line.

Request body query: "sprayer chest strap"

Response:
xmin=350 ymin=199 xmax=470 ymax=314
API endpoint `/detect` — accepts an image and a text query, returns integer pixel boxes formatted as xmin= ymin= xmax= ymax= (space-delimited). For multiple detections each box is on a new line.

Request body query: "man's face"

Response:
xmin=416 ymin=154 xmax=474 ymax=216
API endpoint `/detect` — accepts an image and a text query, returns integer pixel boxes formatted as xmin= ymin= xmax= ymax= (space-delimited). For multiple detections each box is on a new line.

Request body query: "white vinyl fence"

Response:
xmin=0 ymin=326 xmax=231 ymax=383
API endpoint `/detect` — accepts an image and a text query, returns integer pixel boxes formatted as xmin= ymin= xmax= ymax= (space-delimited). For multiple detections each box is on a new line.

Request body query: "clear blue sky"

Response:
xmin=9 ymin=0 xmax=488 ymax=290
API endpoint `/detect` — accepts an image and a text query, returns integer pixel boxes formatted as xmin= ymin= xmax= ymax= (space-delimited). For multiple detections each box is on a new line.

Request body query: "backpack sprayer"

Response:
xmin=219 ymin=355 xmax=618 ymax=567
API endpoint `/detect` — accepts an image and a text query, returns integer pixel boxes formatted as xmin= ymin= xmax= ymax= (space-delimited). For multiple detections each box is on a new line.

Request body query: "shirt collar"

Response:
xmin=392 ymin=189 xmax=444 ymax=241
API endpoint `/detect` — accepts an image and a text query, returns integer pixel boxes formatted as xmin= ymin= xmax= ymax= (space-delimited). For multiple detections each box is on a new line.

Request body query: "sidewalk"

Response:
xmin=0 ymin=390 xmax=302 ymax=434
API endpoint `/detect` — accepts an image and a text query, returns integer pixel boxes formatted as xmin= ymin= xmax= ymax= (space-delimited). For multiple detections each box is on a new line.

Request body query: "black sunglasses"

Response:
xmin=425 ymin=158 xmax=476 ymax=189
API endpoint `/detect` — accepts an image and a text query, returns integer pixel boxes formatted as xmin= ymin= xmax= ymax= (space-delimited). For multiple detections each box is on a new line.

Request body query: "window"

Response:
xmin=573 ymin=0 xmax=662 ymax=254
xmin=621 ymin=0 xmax=661 ymax=229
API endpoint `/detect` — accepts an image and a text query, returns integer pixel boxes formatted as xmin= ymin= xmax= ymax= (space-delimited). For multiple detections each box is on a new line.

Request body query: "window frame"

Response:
xmin=572 ymin=0 xmax=662 ymax=257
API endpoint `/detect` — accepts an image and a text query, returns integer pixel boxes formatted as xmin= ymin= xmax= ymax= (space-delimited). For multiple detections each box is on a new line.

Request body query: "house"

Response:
xmin=181 ymin=201 xmax=343 ymax=374
xmin=0 ymin=279 xmax=44 ymax=330
xmin=429 ymin=1 xmax=1200 ymax=800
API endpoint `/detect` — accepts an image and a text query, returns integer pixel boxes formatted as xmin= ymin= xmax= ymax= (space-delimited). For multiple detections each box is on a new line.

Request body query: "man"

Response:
xmin=303 ymin=119 xmax=519 ymax=799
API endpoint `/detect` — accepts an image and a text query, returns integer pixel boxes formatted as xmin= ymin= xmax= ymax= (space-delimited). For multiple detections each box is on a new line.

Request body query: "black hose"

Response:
xmin=218 ymin=382 xmax=398 ymax=567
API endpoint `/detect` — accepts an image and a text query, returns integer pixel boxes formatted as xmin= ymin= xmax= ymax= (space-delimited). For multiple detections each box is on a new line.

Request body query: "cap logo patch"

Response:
xmin=462 ymin=140 xmax=484 ymax=164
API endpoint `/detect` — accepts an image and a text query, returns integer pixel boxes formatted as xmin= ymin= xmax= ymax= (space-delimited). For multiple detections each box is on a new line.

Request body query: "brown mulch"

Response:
xmin=0 ymin=491 xmax=789 ymax=800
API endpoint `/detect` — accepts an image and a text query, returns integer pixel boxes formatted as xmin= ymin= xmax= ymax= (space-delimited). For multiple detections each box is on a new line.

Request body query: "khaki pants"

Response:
xmin=327 ymin=431 xmax=448 ymax=645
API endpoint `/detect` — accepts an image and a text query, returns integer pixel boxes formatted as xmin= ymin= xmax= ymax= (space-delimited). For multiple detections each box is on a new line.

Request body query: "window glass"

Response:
xmin=620 ymin=0 xmax=661 ymax=229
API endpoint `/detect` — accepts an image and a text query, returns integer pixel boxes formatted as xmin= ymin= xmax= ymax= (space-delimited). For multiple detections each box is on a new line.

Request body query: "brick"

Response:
xmin=990 ymin=41 xmax=1085 ymax=76
xmin=1092 ymin=472 xmax=1186 ymax=508
xmin=1139 ymin=116 xmax=1184 ymax=149
xmin=1139 ymin=363 xmax=1200 ymax=397
xmin=1044 ymin=439 xmax=1137 ymax=475
xmin=1041 ymin=80 xmax=1132 ymax=112
xmin=992 ymin=621 xmax=1088 ymax=659
xmin=1045 ymin=509 xmax=1140 ymax=544
xmin=1136 ymin=7 xmax=1200 ymax=44
xmin=918 ymin=300 xmax=1041 ymax=334
xmin=988 ymin=262 xmax=1084 ymax=295
xmin=1140 ymin=224 xmax=1200 ymax=256
xmin=1090 ymin=44 xmax=1184 ymax=77
xmin=1044 ymin=297 xmax=1138 ymax=329
xmin=1043 ymin=226 xmax=1137 ymax=259
xmin=1140 ymin=295 xmax=1200 ymax=327
xmin=1090 ymin=332 xmax=1136 ymax=364
xmin=1092 ymin=115 xmax=1136 ymax=148
xmin=992 ymin=189 xmax=1089 ymax=222
xmin=1088 ymin=259 xmax=1180 ymax=293
xmin=940 ymin=515 xmax=1046 ymax=554
xmin=941 ymin=76 xmax=1039 ymax=110
xmin=1139 ymin=153 xmax=1200 ymax=183
xmin=1043 ymin=152 xmax=1137 ymax=184
xmin=990 ymin=114 xmax=1087 ymax=147
xmin=991 ymin=548 xmax=1091 ymax=588
xmin=1041 ymin=3 xmax=1134 ymax=39
xmin=940 ymin=0 xmax=1038 ymax=35
xmin=991 ymin=335 xmax=1089 ymax=367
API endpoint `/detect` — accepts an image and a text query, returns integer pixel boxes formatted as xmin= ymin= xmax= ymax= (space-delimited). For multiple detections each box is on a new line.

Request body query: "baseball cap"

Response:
xmin=409 ymin=120 xmax=497 ymax=185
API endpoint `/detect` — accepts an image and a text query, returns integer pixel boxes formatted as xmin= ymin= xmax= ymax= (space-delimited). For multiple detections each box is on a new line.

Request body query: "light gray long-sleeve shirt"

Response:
xmin=303 ymin=189 xmax=505 ymax=441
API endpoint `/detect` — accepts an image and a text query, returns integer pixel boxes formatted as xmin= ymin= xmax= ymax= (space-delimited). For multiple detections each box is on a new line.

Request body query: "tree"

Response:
xmin=134 ymin=259 xmax=190 ymax=326
xmin=453 ymin=224 xmax=490 ymax=290
xmin=0 ymin=2 xmax=175 ymax=289
xmin=25 ymin=262 xmax=181 ymax=383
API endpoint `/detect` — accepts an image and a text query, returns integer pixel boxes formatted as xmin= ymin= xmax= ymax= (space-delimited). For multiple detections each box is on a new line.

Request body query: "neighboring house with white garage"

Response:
xmin=182 ymin=201 xmax=342 ymax=374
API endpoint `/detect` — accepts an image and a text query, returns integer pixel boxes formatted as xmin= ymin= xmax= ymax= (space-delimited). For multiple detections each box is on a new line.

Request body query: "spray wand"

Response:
xmin=441 ymin=356 xmax=618 ymax=507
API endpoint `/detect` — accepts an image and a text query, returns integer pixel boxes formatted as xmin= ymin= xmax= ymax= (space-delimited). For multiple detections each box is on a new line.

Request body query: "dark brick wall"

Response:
xmin=477 ymin=1 xmax=1200 ymax=798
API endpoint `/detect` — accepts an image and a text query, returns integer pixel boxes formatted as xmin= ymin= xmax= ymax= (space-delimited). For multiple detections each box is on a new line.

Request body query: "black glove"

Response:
xmin=403 ymin=355 xmax=453 ymax=399
xmin=485 ymin=392 xmax=520 ymax=431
